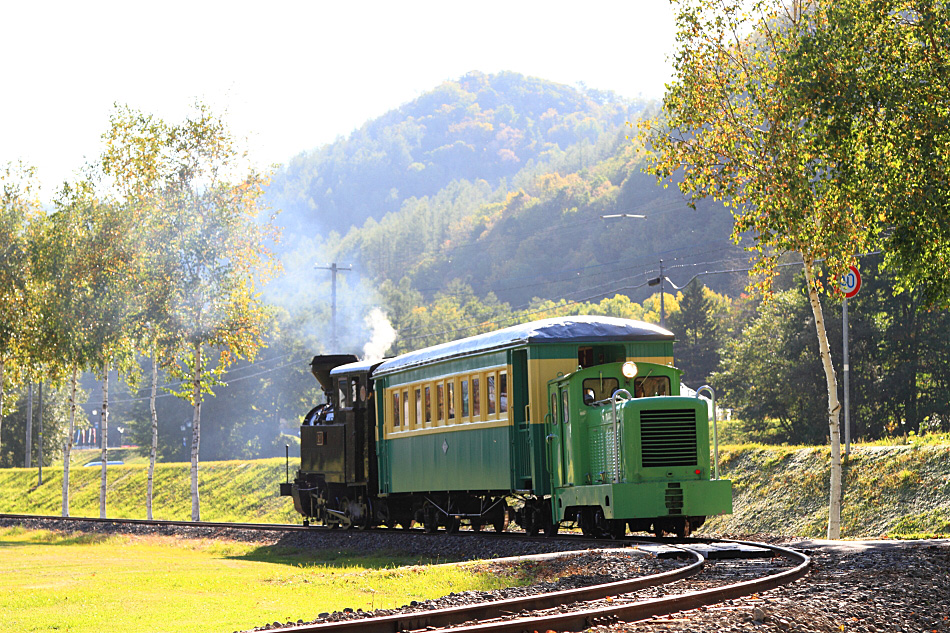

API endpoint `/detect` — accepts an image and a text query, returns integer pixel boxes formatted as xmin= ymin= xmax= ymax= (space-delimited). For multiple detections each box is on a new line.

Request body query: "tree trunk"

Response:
xmin=25 ymin=382 xmax=32 ymax=468
xmin=62 ymin=368 xmax=78 ymax=517
xmin=147 ymin=352 xmax=158 ymax=520
xmin=99 ymin=369 xmax=109 ymax=519
xmin=0 ymin=361 xmax=4 ymax=458
xmin=190 ymin=342 xmax=202 ymax=522
xmin=803 ymin=257 xmax=842 ymax=539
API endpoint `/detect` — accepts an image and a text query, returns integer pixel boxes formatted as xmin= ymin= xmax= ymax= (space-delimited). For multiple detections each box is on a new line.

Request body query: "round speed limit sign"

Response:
xmin=842 ymin=265 xmax=861 ymax=298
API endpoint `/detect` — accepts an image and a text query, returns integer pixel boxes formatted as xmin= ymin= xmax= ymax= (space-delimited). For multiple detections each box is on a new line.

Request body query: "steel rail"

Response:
xmin=256 ymin=547 xmax=705 ymax=633
xmin=424 ymin=540 xmax=811 ymax=633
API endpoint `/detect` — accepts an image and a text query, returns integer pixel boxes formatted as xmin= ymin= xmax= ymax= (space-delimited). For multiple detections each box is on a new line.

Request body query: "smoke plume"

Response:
xmin=362 ymin=308 xmax=397 ymax=361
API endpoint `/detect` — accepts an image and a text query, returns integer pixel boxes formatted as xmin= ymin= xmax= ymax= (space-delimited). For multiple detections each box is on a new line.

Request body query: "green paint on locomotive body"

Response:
xmin=546 ymin=362 xmax=733 ymax=522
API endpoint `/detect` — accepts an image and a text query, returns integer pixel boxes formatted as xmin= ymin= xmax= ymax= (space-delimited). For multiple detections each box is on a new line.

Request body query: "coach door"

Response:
xmin=545 ymin=381 xmax=573 ymax=490
xmin=510 ymin=350 xmax=533 ymax=491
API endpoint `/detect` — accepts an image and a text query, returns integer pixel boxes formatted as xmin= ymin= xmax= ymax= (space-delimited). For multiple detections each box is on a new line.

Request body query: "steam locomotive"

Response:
xmin=279 ymin=316 xmax=732 ymax=537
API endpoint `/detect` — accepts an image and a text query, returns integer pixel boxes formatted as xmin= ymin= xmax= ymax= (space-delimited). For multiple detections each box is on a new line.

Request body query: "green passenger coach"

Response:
xmin=281 ymin=315 xmax=732 ymax=536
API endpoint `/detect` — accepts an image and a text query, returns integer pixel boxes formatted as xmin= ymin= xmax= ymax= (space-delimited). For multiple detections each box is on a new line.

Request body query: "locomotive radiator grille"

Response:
xmin=639 ymin=409 xmax=699 ymax=467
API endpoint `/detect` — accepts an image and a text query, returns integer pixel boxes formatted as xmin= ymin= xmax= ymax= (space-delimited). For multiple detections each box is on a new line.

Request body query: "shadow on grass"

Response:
xmin=0 ymin=529 xmax=114 ymax=547
xmin=228 ymin=534 xmax=453 ymax=570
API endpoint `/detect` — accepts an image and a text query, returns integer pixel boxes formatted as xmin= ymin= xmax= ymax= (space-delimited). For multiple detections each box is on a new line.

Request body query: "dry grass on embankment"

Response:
xmin=2 ymin=445 xmax=949 ymax=538
xmin=704 ymin=443 xmax=950 ymax=538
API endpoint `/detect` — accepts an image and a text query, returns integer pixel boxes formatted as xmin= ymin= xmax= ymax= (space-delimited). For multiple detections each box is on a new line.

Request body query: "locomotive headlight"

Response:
xmin=621 ymin=361 xmax=638 ymax=379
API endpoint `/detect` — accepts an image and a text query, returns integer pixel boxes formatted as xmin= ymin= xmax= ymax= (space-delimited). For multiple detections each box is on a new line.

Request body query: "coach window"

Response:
xmin=424 ymin=386 xmax=432 ymax=426
xmin=499 ymin=371 xmax=508 ymax=415
xmin=392 ymin=391 xmax=401 ymax=429
xmin=487 ymin=373 xmax=496 ymax=416
xmin=461 ymin=379 xmax=470 ymax=419
xmin=437 ymin=383 xmax=445 ymax=424
xmin=447 ymin=380 xmax=456 ymax=422
xmin=472 ymin=377 xmax=481 ymax=419
xmin=350 ymin=378 xmax=359 ymax=408
xmin=414 ymin=387 xmax=422 ymax=428
xmin=578 ymin=347 xmax=594 ymax=369
xmin=402 ymin=389 xmax=410 ymax=428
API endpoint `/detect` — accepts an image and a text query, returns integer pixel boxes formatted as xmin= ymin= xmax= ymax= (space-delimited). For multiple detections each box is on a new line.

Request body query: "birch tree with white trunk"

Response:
xmin=642 ymin=0 xmax=877 ymax=538
xmin=102 ymin=103 xmax=277 ymax=521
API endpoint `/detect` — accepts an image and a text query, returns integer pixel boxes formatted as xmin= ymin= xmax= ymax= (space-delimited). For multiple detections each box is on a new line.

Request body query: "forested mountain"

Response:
xmin=264 ymin=70 xmax=746 ymax=320
xmin=334 ymin=132 xmax=746 ymax=308
xmin=266 ymin=71 xmax=647 ymax=237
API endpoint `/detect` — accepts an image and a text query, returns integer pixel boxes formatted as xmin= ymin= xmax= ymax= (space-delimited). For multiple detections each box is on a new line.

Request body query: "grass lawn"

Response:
xmin=0 ymin=526 xmax=530 ymax=633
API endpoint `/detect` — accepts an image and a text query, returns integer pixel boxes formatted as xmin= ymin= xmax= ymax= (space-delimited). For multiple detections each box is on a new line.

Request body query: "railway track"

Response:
xmin=0 ymin=514 xmax=810 ymax=632
xmin=242 ymin=540 xmax=808 ymax=633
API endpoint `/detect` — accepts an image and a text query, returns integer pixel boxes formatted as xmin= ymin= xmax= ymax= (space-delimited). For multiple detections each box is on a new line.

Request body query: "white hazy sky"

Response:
xmin=1 ymin=1 xmax=676 ymax=199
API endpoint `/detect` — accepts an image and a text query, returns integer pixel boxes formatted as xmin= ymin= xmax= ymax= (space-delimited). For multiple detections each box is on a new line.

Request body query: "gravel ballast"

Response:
xmin=594 ymin=538 xmax=950 ymax=633
xmin=2 ymin=517 xmax=947 ymax=633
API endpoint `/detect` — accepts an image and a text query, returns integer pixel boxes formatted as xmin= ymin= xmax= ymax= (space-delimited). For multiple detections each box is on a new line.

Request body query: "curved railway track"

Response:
xmin=0 ymin=514 xmax=811 ymax=632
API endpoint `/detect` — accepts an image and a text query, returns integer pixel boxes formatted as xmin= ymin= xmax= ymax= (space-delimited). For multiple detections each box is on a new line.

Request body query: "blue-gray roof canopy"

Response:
xmin=373 ymin=316 xmax=673 ymax=377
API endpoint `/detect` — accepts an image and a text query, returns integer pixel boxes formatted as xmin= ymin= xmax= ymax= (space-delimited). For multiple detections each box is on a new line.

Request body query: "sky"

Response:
xmin=1 ymin=1 xmax=677 ymax=200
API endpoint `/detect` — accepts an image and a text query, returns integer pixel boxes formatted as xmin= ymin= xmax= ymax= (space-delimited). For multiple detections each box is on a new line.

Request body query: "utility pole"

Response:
xmin=315 ymin=263 xmax=352 ymax=349
xmin=659 ymin=260 xmax=666 ymax=328
xmin=38 ymin=381 xmax=44 ymax=484
xmin=25 ymin=382 xmax=32 ymax=468
xmin=647 ymin=259 xmax=667 ymax=328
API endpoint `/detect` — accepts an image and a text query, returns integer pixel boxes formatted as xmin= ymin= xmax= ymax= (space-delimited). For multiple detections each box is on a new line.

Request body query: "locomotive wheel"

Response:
xmin=492 ymin=502 xmax=509 ymax=533
xmin=444 ymin=501 xmax=461 ymax=534
xmin=445 ymin=515 xmax=460 ymax=534
xmin=578 ymin=509 xmax=596 ymax=537
xmin=674 ymin=518 xmax=691 ymax=538
xmin=356 ymin=498 xmax=372 ymax=531
xmin=343 ymin=497 xmax=371 ymax=530
xmin=543 ymin=520 xmax=560 ymax=537
xmin=422 ymin=505 xmax=439 ymax=534
xmin=521 ymin=507 xmax=539 ymax=536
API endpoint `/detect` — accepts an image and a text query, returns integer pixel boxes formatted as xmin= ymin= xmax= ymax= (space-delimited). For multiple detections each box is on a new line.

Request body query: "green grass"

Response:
xmin=0 ymin=457 xmax=300 ymax=523
xmin=0 ymin=526 xmax=533 ymax=633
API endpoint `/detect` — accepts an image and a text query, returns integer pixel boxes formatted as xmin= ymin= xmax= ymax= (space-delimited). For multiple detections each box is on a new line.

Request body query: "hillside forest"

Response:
xmin=3 ymin=55 xmax=950 ymax=471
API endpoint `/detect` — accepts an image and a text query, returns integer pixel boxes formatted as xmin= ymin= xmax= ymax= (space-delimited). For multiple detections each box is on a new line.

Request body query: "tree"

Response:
xmin=97 ymin=103 xmax=278 ymax=521
xmin=154 ymin=104 xmax=277 ymax=521
xmin=714 ymin=287 xmax=829 ymax=444
xmin=0 ymin=162 xmax=42 ymax=458
xmin=786 ymin=0 xmax=950 ymax=306
xmin=642 ymin=0 xmax=883 ymax=537
xmin=647 ymin=1 xmax=950 ymax=535
xmin=100 ymin=106 xmax=176 ymax=520
xmin=666 ymin=281 xmax=724 ymax=387
xmin=40 ymin=178 xmax=143 ymax=517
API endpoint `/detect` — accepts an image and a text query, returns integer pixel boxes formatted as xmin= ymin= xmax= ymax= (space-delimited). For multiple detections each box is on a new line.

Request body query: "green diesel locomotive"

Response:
xmin=280 ymin=316 xmax=732 ymax=537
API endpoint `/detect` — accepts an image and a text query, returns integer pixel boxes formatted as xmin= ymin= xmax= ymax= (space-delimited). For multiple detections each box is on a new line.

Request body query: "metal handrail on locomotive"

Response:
xmin=279 ymin=316 xmax=733 ymax=537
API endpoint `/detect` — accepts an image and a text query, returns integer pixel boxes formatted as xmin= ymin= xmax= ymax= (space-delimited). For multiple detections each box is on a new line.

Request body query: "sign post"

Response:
xmin=841 ymin=265 xmax=861 ymax=456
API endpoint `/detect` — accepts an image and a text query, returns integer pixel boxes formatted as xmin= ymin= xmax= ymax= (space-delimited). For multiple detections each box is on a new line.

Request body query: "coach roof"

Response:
xmin=373 ymin=316 xmax=672 ymax=377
